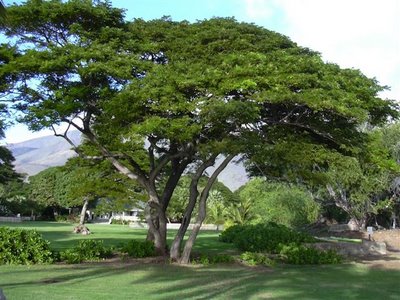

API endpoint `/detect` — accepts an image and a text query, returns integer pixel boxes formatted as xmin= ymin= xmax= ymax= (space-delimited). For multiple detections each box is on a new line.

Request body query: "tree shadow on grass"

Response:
xmin=128 ymin=263 xmax=400 ymax=300
xmin=1 ymin=262 xmax=400 ymax=299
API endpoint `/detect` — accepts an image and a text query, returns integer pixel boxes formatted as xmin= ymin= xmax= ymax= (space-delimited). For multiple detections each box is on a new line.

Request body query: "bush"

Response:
xmin=55 ymin=214 xmax=80 ymax=223
xmin=219 ymin=224 xmax=246 ymax=243
xmin=111 ymin=219 xmax=130 ymax=225
xmin=120 ymin=240 xmax=155 ymax=258
xmin=0 ymin=227 xmax=54 ymax=265
xmin=279 ymin=244 xmax=342 ymax=265
xmin=60 ymin=239 xmax=113 ymax=264
xmin=239 ymin=251 xmax=275 ymax=267
xmin=221 ymin=222 xmax=315 ymax=253
xmin=192 ymin=253 xmax=234 ymax=265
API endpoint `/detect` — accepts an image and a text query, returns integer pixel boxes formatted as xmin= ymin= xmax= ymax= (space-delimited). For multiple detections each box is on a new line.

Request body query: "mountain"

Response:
xmin=7 ymin=131 xmax=81 ymax=177
xmin=7 ymin=132 xmax=248 ymax=190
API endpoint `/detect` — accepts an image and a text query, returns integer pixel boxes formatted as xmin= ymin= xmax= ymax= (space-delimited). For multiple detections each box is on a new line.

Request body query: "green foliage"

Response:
xmin=220 ymin=222 xmax=315 ymax=253
xmin=0 ymin=146 xmax=20 ymax=184
xmin=120 ymin=239 xmax=155 ymax=258
xmin=225 ymin=195 xmax=257 ymax=225
xmin=60 ymin=239 xmax=113 ymax=264
xmin=219 ymin=224 xmax=245 ymax=243
xmin=62 ymin=158 xmax=145 ymax=210
xmin=54 ymin=214 xmax=79 ymax=223
xmin=247 ymin=126 xmax=400 ymax=229
xmin=28 ymin=159 xmax=145 ymax=220
xmin=167 ymin=175 xmax=235 ymax=224
xmin=28 ymin=167 xmax=68 ymax=208
xmin=235 ymin=178 xmax=320 ymax=228
xmin=191 ymin=253 xmax=234 ymax=265
xmin=110 ymin=218 xmax=130 ymax=225
xmin=239 ymin=251 xmax=275 ymax=267
xmin=0 ymin=227 xmax=54 ymax=264
xmin=0 ymin=180 xmax=40 ymax=216
xmin=279 ymin=244 xmax=342 ymax=265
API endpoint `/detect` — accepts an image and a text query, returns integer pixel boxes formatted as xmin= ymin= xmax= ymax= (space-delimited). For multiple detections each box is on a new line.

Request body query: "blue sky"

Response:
xmin=109 ymin=0 xmax=286 ymax=32
xmin=2 ymin=0 xmax=400 ymax=143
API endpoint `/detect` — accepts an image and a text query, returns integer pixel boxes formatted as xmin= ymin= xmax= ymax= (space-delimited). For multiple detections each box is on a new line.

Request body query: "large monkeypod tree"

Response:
xmin=1 ymin=0 xmax=397 ymax=262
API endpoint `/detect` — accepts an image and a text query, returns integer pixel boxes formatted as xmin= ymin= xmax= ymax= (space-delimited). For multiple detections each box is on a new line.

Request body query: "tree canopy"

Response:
xmin=0 ymin=0 xmax=397 ymax=261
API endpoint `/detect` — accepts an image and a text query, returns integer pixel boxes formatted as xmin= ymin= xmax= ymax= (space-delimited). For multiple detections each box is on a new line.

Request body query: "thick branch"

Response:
xmin=179 ymin=154 xmax=235 ymax=263
xmin=160 ymin=157 xmax=192 ymax=210
xmin=169 ymin=153 xmax=218 ymax=261
xmin=200 ymin=154 xmax=235 ymax=202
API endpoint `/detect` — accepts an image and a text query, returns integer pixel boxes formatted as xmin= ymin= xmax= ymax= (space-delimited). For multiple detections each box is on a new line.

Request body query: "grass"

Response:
xmin=0 ymin=221 xmax=233 ymax=253
xmin=1 ymin=221 xmax=399 ymax=299
xmin=1 ymin=261 xmax=399 ymax=299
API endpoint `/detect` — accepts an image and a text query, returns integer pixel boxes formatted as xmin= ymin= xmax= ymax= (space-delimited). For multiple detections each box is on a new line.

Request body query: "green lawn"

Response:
xmin=0 ymin=221 xmax=233 ymax=253
xmin=1 ymin=221 xmax=399 ymax=300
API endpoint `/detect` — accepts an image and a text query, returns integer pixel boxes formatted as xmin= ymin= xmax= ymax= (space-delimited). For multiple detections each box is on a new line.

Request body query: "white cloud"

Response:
xmin=243 ymin=0 xmax=400 ymax=101
xmin=244 ymin=0 xmax=275 ymax=19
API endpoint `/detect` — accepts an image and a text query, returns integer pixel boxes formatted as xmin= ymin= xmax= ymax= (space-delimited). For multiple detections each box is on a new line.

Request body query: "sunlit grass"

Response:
xmin=1 ymin=262 xmax=399 ymax=299
xmin=0 ymin=221 xmax=232 ymax=253
xmin=1 ymin=221 xmax=399 ymax=300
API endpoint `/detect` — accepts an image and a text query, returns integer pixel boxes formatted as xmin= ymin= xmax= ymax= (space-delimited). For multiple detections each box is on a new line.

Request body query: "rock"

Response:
xmin=310 ymin=240 xmax=387 ymax=257
xmin=362 ymin=240 xmax=387 ymax=255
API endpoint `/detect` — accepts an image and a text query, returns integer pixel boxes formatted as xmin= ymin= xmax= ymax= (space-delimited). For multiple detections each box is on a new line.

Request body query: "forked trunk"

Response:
xmin=180 ymin=192 xmax=207 ymax=264
xmin=170 ymin=155 xmax=218 ymax=261
xmin=180 ymin=154 xmax=234 ymax=264
xmin=169 ymin=187 xmax=198 ymax=261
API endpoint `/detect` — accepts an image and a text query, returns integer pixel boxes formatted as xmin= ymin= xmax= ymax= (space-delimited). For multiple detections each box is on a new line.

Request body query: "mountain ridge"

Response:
xmin=7 ymin=131 xmax=81 ymax=177
xmin=7 ymin=132 xmax=248 ymax=190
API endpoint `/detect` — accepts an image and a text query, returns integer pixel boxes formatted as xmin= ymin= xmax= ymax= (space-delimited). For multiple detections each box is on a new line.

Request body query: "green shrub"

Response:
xmin=192 ymin=254 xmax=210 ymax=265
xmin=240 ymin=251 xmax=275 ymax=267
xmin=192 ymin=253 xmax=234 ymax=265
xmin=120 ymin=240 xmax=155 ymax=258
xmin=219 ymin=224 xmax=246 ymax=243
xmin=0 ymin=227 xmax=54 ymax=265
xmin=55 ymin=214 xmax=80 ymax=223
xmin=111 ymin=219 xmax=130 ymax=225
xmin=210 ymin=254 xmax=235 ymax=264
xmin=60 ymin=239 xmax=113 ymax=264
xmin=279 ymin=244 xmax=342 ymax=265
xmin=221 ymin=222 xmax=315 ymax=253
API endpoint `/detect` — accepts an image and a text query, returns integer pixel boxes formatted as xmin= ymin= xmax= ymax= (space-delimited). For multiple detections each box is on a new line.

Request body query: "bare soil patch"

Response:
xmin=325 ymin=229 xmax=400 ymax=269
xmin=328 ymin=229 xmax=400 ymax=251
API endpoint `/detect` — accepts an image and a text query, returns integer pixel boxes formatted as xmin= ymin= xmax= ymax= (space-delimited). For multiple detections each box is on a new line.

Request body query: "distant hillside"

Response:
xmin=6 ymin=131 xmax=248 ymax=190
xmin=7 ymin=131 xmax=81 ymax=177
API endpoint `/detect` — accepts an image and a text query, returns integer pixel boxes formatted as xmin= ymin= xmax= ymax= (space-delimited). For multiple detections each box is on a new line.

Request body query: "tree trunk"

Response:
xmin=180 ymin=154 xmax=234 ymax=264
xmin=73 ymin=197 xmax=91 ymax=235
xmin=79 ymin=197 xmax=89 ymax=226
xmin=170 ymin=155 xmax=218 ymax=261
xmin=169 ymin=181 xmax=198 ymax=260
xmin=145 ymin=193 xmax=168 ymax=256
